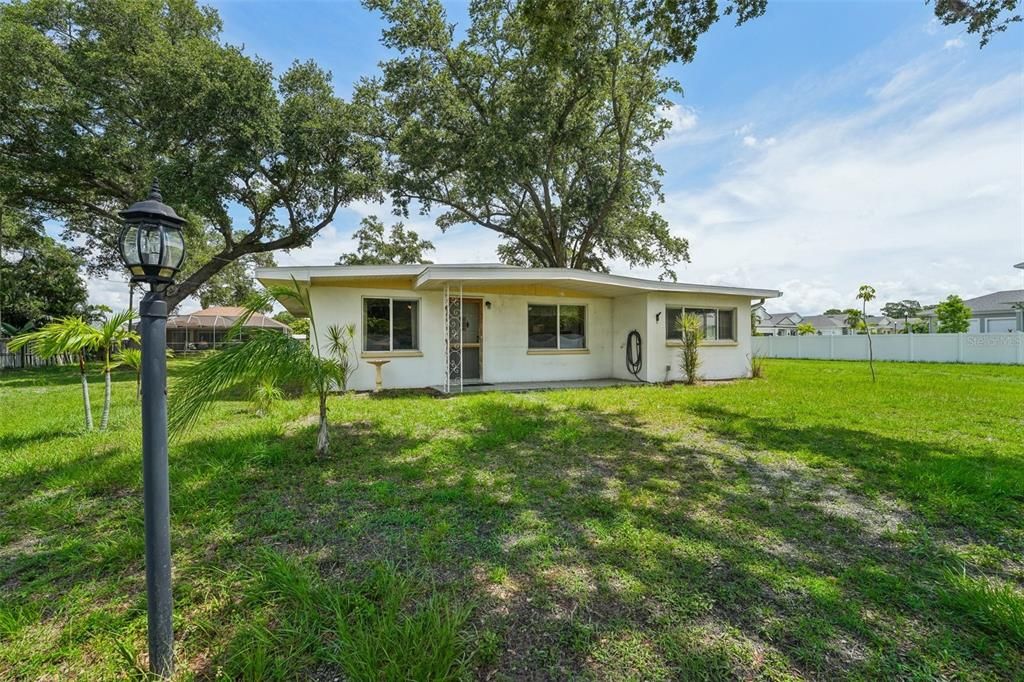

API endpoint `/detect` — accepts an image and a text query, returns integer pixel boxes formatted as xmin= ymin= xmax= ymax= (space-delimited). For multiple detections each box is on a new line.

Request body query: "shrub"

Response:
xmin=677 ymin=313 xmax=703 ymax=385
xmin=749 ymin=352 xmax=765 ymax=379
xmin=250 ymin=376 xmax=283 ymax=416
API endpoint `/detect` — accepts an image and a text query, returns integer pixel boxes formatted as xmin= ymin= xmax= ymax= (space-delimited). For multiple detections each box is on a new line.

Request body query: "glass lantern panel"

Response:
xmin=139 ymin=224 xmax=163 ymax=265
xmin=164 ymin=229 xmax=185 ymax=269
xmin=122 ymin=225 xmax=140 ymax=265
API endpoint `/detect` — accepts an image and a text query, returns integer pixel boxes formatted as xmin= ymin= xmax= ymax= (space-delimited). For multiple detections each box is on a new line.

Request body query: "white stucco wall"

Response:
xmin=308 ymin=285 xmax=756 ymax=390
xmin=646 ymin=293 xmax=754 ymax=382
xmin=611 ymin=294 xmax=651 ymax=382
xmin=308 ymin=285 xmax=446 ymax=391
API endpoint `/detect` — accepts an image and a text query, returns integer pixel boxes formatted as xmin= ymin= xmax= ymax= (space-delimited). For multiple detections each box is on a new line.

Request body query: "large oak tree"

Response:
xmin=358 ymin=0 xmax=765 ymax=279
xmin=0 ymin=0 xmax=381 ymax=310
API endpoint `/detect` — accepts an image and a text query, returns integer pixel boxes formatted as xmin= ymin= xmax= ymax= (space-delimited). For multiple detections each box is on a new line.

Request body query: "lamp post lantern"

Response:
xmin=118 ymin=179 xmax=186 ymax=678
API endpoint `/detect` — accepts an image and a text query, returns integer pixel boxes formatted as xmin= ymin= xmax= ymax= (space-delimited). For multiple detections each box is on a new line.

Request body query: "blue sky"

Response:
xmin=89 ymin=0 xmax=1024 ymax=314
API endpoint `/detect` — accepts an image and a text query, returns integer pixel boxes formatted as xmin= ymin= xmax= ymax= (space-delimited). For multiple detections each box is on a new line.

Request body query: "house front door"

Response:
xmin=457 ymin=299 xmax=483 ymax=381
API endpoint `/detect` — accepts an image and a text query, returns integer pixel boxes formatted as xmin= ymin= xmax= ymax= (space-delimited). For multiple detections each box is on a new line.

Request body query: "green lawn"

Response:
xmin=1 ymin=359 xmax=1022 ymax=680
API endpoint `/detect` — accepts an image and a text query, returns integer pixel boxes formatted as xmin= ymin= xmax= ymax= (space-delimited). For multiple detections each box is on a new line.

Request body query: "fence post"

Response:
xmin=908 ymin=332 xmax=915 ymax=362
xmin=1017 ymin=332 xmax=1023 ymax=365
xmin=829 ymin=335 xmax=834 ymax=360
xmin=957 ymin=333 xmax=964 ymax=363
xmin=796 ymin=335 xmax=801 ymax=359
xmin=768 ymin=335 xmax=774 ymax=357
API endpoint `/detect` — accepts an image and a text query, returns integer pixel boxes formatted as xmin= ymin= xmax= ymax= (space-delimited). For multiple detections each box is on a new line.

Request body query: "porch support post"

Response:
xmin=443 ymin=282 xmax=450 ymax=394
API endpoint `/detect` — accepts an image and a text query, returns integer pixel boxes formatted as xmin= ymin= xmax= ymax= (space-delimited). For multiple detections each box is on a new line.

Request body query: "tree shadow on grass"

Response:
xmin=205 ymin=395 xmax=1021 ymax=679
xmin=687 ymin=403 xmax=1023 ymax=544
xmin=3 ymin=393 xmax=1021 ymax=680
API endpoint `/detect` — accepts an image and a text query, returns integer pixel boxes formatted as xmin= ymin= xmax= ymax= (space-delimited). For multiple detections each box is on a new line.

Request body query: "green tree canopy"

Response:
xmin=359 ymin=0 xmax=765 ymax=279
xmin=337 ymin=216 xmax=434 ymax=265
xmin=198 ymin=252 xmax=276 ymax=312
xmin=274 ymin=311 xmax=310 ymax=336
xmin=936 ymin=294 xmax=972 ymax=333
xmin=932 ymin=0 xmax=1021 ymax=47
xmin=881 ymin=300 xmax=922 ymax=321
xmin=0 ymin=207 xmax=87 ymax=330
xmin=0 ymin=0 xmax=381 ymax=310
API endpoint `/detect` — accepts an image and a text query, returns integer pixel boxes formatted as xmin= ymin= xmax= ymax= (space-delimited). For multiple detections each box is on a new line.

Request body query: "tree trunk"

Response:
xmin=315 ymin=391 xmax=329 ymax=457
xmin=863 ymin=303 xmax=876 ymax=383
xmin=101 ymin=368 xmax=112 ymax=429
xmin=79 ymin=354 xmax=93 ymax=431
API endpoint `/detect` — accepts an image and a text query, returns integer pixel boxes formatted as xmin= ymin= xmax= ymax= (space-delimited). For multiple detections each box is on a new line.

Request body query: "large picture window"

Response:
xmin=528 ymin=304 xmax=586 ymax=349
xmin=363 ymin=298 xmax=419 ymax=352
xmin=666 ymin=307 xmax=737 ymax=342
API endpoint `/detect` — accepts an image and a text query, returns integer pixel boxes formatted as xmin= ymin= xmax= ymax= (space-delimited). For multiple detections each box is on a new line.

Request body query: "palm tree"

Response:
xmin=117 ymin=346 xmax=174 ymax=402
xmin=116 ymin=347 xmax=143 ymax=401
xmin=169 ymin=279 xmax=358 ymax=457
xmin=9 ymin=317 xmax=101 ymax=430
xmin=97 ymin=310 xmax=139 ymax=429
xmin=857 ymin=285 xmax=877 ymax=383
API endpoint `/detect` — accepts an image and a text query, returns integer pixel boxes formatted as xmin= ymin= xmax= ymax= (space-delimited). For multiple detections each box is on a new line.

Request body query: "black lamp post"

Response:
xmin=118 ymin=180 xmax=186 ymax=678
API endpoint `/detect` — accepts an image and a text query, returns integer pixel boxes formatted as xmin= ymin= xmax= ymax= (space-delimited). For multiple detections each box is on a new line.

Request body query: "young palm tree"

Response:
xmin=857 ymin=284 xmax=877 ymax=383
xmin=97 ymin=310 xmax=139 ymax=429
xmin=169 ymin=279 xmax=358 ymax=457
xmin=116 ymin=347 xmax=143 ymax=401
xmin=9 ymin=317 xmax=101 ymax=430
xmin=117 ymin=346 xmax=174 ymax=402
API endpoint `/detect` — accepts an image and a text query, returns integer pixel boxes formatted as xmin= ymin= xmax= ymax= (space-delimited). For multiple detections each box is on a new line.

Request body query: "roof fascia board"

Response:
xmin=413 ymin=266 xmax=780 ymax=299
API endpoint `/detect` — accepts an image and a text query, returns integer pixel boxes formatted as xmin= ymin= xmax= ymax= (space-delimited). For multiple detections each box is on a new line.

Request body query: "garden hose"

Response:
xmin=626 ymin=330 xmax=643 ymax=381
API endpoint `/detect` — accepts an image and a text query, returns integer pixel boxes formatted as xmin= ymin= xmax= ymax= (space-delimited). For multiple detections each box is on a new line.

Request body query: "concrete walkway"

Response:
xmin=431 ymin=378 xmax=641 ymax=394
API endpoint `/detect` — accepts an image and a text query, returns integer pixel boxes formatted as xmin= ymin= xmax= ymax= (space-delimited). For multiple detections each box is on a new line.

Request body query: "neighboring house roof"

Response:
xmin=799 ymin=315 xmax=847 ymax=330
xmin=919 ymin=290 xmax=1024 ymax=317
xmin=755 ymin=312 xmax=898 ymax=331
xmin=257 ymin=264 xmax=783 ymax=316
xmin=166 ymin=306 xmax=291 ymax=331
xmin=755 ymin=311 xmax=802 ymax=327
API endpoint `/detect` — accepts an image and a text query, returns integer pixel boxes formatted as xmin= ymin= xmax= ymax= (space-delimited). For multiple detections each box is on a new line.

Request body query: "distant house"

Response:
xmin=920 ymin=290 xmax=1024 ymax=333
xmin=166 ymin=306 xmax=292 ymax=352
xmin=754 ymin=310 xmax=803 ymax=336
xmin=754 ymin=309 xmax=899 ymax=336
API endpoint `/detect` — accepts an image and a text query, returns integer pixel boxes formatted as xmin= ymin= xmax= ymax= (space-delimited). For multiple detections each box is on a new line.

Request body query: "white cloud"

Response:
xmin=655 ymin=63 xmax=1024 ymax=314
xmin=741 ymin=134 xmax=777 ymax=149
xmin=943 ymin=38 xmax=964 ymax=50
xmin=656 ymin=103 xmax=699 ymax=148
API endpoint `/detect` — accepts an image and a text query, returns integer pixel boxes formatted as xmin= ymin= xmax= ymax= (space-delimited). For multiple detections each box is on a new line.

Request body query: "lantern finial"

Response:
xmin=148 ymin=178 xmax=162 ymax=202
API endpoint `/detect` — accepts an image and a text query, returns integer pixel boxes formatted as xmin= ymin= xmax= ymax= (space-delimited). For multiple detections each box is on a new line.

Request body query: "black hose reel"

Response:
xmin=625 ymin=329 xmax=643 ymax=381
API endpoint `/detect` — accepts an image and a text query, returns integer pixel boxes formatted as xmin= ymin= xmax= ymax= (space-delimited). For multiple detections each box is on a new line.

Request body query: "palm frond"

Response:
xmin=7 ymin=317 xmax=99 ymax=357
xmin=116 ymin=347 xmax=142 ymax=370
xmin=169 ymin=329 xmax=317 ymax=437
xmin=100 ymin=309 xmax=138 ymax=343
xmin=226 ymin=280 xmax=310 ymax=342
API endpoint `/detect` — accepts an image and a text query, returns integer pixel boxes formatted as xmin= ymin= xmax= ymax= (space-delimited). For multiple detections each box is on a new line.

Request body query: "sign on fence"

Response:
xmin=752 ymin=333 xmax=1024 ymax=365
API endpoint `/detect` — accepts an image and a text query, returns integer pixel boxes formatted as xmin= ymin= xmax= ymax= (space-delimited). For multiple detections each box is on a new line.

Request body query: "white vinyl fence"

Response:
xmin=753 ymin=333 xmax=1024 ymax=365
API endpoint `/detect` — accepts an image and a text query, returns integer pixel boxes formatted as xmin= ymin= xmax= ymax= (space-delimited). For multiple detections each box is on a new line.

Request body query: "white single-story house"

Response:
xmin=256 ymin=264 xmax=781 ymax=392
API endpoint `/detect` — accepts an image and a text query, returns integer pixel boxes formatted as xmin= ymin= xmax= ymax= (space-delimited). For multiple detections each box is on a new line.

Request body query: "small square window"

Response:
xmin=363 ymin=298 xmax=419 ymax=352
xmin=528 ymin=304 xmax=586 ymax=349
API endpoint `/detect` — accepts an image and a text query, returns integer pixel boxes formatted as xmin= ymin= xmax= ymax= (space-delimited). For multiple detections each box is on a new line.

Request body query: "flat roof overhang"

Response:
xmin=256 ymin=265 xmax=783 ymax=316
